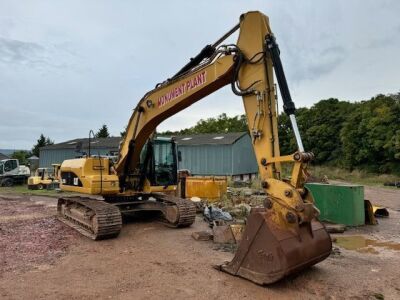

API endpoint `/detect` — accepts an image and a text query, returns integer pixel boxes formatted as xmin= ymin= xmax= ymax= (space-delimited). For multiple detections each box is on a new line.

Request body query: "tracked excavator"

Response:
xmin=57 ymin=11 xmax=332 ymax=284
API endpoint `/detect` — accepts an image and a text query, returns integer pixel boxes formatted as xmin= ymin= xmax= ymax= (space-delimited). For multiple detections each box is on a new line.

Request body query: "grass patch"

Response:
xmin=309 ymin=165 xmax=400 ymax=187
xmin=0 ymin=184 xmax=73 ymax=197
xmin=228 ymin=164 xmax=400 ymax=189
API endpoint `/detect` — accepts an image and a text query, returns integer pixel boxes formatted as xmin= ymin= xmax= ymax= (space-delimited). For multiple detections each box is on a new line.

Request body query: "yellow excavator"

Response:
xmin=58 ymin=11 xmax=332 ymax=285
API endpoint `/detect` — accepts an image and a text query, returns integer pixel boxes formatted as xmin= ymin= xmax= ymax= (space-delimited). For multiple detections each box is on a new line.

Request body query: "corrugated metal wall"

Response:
xmin=177 ymin=135 xmax=258 ymax=176
xmin=39 ymin=148 xmax=113 ymax=168
xmin=178 ymin=144 xmax=232 ymax=175
xmin=232 ymin=134 xmax=258 ymax=175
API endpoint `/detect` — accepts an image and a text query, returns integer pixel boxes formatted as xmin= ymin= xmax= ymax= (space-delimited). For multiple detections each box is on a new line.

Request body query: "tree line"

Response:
xmin=161 ymin=93 xmax=400 ymax=175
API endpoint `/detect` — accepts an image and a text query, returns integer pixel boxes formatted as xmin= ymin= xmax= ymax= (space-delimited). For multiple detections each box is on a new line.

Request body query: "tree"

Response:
xmin=11 ymin=150 xmax=31 ymax=165
xmin=32 ymin=134 xmax=54 ymax=157
xmin=340 ymin=94 xmax=400 ymax=173
xmin=95 ymin=124 xmax=110 ymax=138
xmin=278 ymin=99 xmax=353 ymax=165
xmin=160 ymin=113 xmax=248 ymax=135
xmin=303 ymin=99 xmax=352 ymax=164
xmin=120 ymin=126 xmax=127 ymax=138
xmin=46 ymin=137 xmax=54 ymax=145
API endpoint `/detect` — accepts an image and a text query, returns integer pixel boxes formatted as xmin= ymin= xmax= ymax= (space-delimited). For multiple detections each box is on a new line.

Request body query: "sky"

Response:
xmin=0 ymin=0 xmax=399 ymax=149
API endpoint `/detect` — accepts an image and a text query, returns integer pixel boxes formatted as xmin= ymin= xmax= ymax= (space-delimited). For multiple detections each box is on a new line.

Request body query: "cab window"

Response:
xmin=153 ymin=141 xmax=177 ymax=186
xmin=4 ymin=160 xmax=17 ymax=172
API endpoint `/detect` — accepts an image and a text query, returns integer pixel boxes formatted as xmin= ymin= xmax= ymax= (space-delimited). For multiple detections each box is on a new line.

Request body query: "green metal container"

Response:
xmin=305 ymin=183 xmax=365 ymax=226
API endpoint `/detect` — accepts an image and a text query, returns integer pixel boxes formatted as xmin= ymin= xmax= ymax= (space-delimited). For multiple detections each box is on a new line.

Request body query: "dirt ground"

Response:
xmin=0 ymin=186 xmax=399 ymax=300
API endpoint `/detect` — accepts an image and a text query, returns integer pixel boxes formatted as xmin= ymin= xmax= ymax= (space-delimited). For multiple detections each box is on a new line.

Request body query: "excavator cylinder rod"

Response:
xmin=289 ymin=114 xmax=305 ymax=152
xmin=211 ymin=23 xmax=240 ymax=48
xmin=219 ymin=208 xmax=332 ymax=285
xmin=173 ymin=23 xmax=240 ymax=79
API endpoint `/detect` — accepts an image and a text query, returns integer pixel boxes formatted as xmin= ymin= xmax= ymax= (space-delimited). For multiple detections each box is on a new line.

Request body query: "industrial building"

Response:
xmin=175 ymin=132 xmax=258 ymax=180
xmin=39 ymin=132 xmax=258 ymax=180
xmin=39 ymin=137 xmax=120 ymax=169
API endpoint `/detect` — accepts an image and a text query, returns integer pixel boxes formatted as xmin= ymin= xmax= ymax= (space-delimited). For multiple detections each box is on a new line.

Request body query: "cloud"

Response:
xmin=306 ymin=46 xmax=346 ymax=80
xmin=0 ymin=105 xmax=95 ymax=149
xmin=282 ymin=44 xmax=346 ymax=83
xmin=0 ymin=37 xmax=44 ymax=65
xmin=0 ymin=37 xmax=79 ymax=71
xmin=362 ymin=26 xmax=400 ymax=50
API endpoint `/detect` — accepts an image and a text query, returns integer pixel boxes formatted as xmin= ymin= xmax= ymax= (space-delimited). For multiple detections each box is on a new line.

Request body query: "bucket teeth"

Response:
xmin=220 ymin=209 xmax=332 ymax=285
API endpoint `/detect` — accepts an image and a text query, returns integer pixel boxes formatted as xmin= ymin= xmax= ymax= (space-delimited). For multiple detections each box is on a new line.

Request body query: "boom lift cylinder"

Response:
xmin=266 ymin=34 xmax=304 ymax=152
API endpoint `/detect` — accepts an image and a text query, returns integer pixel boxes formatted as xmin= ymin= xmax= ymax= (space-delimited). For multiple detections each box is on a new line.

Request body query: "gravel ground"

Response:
xmin=0 ymin=187 xmax=399 ymax=300
xmin=0 ymin=196 xmax=78 ymax=274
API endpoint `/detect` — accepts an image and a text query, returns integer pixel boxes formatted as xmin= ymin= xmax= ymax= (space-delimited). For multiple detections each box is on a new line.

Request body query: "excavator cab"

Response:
xmin=138 ymin=137 xmax=179 ymax=192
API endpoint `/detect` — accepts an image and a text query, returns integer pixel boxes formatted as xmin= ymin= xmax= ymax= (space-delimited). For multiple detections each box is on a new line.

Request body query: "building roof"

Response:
xmin=0 ymin=153 xmax=9 ymax=160
xmin=40 ymin=132 xmax=248 ymax=151
xmin=41 ymin=137 xmax=121 ymax=150
xmin=174 ymin=132 xmax=247 ymax=146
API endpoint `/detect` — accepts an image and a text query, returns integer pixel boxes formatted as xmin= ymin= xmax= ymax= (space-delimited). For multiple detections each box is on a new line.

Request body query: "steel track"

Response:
xmin=57 ymin=197 xmax=122 ymax=240
xmin=57 ymin=194 xmax=196 ymax=240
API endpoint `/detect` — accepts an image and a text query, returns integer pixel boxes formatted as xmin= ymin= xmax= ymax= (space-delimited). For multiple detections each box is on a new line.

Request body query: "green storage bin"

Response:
xmin=305 ymin=183 xmax=365 ymax=226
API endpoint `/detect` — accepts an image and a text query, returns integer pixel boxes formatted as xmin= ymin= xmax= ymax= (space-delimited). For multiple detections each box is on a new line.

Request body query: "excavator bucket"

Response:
xmin=219 ymin=208 xmax=332 ymax=285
